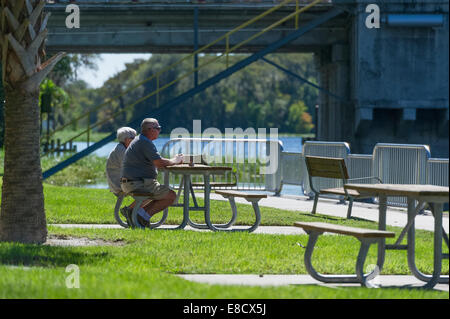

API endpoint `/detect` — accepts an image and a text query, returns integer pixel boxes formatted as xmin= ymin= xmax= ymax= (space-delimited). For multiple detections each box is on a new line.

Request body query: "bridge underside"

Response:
xmin=46 ymin=2 xmax=344 ymax=53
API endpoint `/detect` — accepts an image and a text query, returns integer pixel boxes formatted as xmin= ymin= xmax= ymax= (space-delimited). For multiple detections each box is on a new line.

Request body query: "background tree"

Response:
xmin=63 ymin=53 xmax=317 ymax=136
xmin=0 ymin=0 xmax=65 ymax=243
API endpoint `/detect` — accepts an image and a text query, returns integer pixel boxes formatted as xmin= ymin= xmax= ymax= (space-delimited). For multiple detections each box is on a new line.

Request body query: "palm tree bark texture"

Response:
xmin=0 ymin=0 xmax=65 ymax=243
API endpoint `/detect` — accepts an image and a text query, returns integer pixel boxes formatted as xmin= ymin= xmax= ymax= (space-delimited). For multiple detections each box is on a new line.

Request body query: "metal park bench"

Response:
xmin=113 ymin=192 xmax=168 ymax=229
xmin=113 ymin=193 xmax=129 ymax=228
xmin=212 ymin=190 xmax=267 ymax=232
xmin=304 ymin=156 xmax=382 ymax=218
xmin=294 ymin=221 xmax=395 ymax=287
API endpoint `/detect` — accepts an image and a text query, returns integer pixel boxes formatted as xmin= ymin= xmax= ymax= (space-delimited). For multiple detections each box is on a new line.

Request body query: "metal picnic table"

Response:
xmin=159 ymin=164 xmax=233 ymax=230
xmin=344 ymin=183 xmax=449 ymax=289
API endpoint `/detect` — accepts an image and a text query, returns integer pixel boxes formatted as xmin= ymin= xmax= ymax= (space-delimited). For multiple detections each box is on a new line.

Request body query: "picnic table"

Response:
xmin=344 ymin=183 xmax=449 ymax=289
xmin=159 ymin=164 xmax=232 ymax=230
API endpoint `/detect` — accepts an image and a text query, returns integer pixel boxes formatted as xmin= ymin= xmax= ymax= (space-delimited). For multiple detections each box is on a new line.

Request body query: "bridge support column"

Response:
xmin=315 ymin=1 xmax=448 ymax=157
xmin=314 ymin=43 xmax=351 ymax=142
xmin=347 ymin=0 xmax=449 ymax=157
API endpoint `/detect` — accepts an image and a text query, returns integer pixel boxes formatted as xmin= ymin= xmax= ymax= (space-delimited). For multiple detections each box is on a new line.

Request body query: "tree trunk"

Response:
xmin=0 ymin=84 xmax=46 ymax=244
xmin=0 ymin=0 xmax=65 ymax=244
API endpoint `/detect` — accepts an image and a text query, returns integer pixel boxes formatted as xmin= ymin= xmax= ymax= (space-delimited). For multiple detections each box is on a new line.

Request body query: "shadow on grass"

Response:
xmin=298 ymin=212 xmax=341 ymax=222
xmin=0 ymin=243 xmax=110 ymax=268
xmin=345 ymin=216 xmax=377 ymax=223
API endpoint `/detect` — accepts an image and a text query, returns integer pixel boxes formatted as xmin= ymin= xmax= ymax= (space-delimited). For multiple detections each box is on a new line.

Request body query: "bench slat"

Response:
xmin=192 ymin=182 xmax=237 ymax=187
xmin=294 ymin=221 xmax=395 ymax=238
xmin=320 ymin=187 xmax=361 ymax=197
xmin=215 ymin=190 xmax=267 ymax=199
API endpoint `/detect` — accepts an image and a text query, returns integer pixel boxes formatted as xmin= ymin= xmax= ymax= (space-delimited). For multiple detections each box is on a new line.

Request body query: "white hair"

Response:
xmin=116 ymin=127 xmax=136 ymax=143
xmin=141 ymin=118 xmax=159 ymax=133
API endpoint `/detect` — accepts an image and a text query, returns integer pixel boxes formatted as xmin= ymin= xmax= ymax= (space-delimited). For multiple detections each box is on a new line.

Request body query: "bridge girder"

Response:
xmin=46 ymin=2 xmax=347 ymax=53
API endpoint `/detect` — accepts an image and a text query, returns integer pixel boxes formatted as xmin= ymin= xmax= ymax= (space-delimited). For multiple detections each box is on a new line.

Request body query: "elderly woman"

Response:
xmin=106 ymin=127 xmax=137 ymax=195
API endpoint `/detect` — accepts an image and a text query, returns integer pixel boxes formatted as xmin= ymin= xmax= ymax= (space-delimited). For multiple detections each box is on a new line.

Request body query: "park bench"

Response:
xmin=117 ymin=192 xmax=169 ymax=229
xmin=212 ymin=190 xmax=267 ymax=232
xmin=304 ymin=155 xmax=382 ymax=218
xmin=294 ymin=221 xmax=395 ymax=287
xmin=113 ymin=193 xmax=129 ymax=228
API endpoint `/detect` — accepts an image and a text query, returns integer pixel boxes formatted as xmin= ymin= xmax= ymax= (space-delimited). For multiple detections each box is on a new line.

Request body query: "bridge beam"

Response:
xmin=45 ymin=2 xmax=347 ymax=53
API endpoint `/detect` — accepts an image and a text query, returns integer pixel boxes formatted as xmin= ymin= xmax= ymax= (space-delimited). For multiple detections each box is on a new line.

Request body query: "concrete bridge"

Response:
xmin=46 ymin=0 xmax=341 ymax=53
xmin=45 ymin=0 xmax=449 ymax=157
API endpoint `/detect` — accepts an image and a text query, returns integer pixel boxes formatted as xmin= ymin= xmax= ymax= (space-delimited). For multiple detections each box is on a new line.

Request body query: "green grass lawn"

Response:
xmin=0 ymin=226 xmax=448 ymax=299
xmin=0 ymin=183 xmax=448 ymax=299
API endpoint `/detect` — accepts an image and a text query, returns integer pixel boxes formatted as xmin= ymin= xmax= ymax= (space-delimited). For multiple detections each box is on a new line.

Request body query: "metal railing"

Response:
xmin=41 ymin=0 xmax=323 ymax=156
xmin=347 ymin=154 xmax=373 ymax=182
xmin=158 ymin=138 xmax=448 ymax=208
xmin=427 ymin=158 xmax=449 ymax=187
xmin=159 ymin=137 xmax=283 ymax=191
xmin=373 ymin=143 xmax=431 ymax=206
xmin=291 ymin=142 xmax=447 ymax=208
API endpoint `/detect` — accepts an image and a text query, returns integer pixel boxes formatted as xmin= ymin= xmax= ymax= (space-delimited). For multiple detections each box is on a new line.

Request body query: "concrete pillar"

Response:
xmin=314 ymin=43 xmax=351 ymax=142
xmin=347 ymin=0 xmax=449 ymax=157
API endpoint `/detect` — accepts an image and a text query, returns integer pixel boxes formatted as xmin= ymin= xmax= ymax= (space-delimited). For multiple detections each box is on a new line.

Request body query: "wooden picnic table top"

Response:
xmin=159 ymin=164 xmax=232 ymax=173
xmin=344 ymin=183 xmax=449 ymax=199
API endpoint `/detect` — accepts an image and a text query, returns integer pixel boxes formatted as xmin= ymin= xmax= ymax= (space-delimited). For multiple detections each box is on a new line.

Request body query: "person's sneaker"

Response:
xmin=137 ymin=214 xmax=150 ymax=228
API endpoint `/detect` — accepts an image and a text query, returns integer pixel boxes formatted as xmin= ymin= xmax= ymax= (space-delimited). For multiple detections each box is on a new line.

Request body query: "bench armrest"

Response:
xmin=347 ymin=176 xmax=383 ymax=183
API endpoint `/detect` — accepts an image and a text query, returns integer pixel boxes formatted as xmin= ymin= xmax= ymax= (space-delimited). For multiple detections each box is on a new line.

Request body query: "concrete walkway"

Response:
xmin=203 ymin=193 xmax=449 ymax=233
xmin=177 ymin=274 xmax=449 ymax=292
xmin=51 ymin=193 xmax=449 ymax=233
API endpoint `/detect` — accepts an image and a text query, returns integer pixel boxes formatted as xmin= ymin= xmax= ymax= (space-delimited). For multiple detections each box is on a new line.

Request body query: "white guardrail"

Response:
xmin=159 ymin=137 xmax=283 ymax=192
xmin=160 ymin=138 xmax=449 ymax=208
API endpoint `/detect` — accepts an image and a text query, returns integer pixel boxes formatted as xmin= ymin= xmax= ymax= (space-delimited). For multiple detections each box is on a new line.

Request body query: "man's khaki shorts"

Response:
xmin=121 ymin=178 xmax=171 ymax=200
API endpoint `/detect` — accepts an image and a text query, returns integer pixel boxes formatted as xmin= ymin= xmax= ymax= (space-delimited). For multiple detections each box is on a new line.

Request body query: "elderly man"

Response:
xmin=120 ymin=118 xmax=183 ymax=227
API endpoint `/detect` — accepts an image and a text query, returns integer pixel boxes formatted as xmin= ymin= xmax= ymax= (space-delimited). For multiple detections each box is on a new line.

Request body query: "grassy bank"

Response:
xmin=41 ymin=154 xmax=107 ymax=187
xmin=1 ymin=148 xmax=107 ymax=187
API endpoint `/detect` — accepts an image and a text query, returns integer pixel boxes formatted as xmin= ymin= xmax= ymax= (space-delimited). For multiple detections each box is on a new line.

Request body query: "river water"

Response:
xmin=72 ymin=136 xmax=304 ymax=158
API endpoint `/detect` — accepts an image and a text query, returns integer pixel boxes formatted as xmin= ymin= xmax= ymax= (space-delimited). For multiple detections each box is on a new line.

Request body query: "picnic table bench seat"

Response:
xmin=127 ymin=192 xmax=169 ymax=229
xmin=211 ymin=190 xmax=267 ymax=232
xmin=294 ymin=221 xmax=395 ymax=287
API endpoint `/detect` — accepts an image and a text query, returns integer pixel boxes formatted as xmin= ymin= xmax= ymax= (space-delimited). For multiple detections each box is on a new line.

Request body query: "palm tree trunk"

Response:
xmin=0 ymin=84 xmax=46 ymax=243
xmin=0 ymin=0 xmax=65 ymax=244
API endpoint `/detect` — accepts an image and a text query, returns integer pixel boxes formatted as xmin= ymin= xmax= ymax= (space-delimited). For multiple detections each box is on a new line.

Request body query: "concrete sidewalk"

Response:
xmin=177 ymin=274 xmax=449 ymax=292
xmin=52 ymin=193 xmax=449 ymax=234
xmin=201 ymin=193 xmax=449 ymax=233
